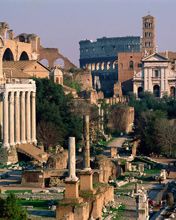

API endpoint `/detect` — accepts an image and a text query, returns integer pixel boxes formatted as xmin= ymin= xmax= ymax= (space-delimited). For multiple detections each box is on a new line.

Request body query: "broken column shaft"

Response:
xmin=83 ymin=115 xmax=90 ymax=170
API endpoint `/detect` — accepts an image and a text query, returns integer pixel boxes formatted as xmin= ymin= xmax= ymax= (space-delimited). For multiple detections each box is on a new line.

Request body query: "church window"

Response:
xmin=129 ymin=61 xmax=134 ymax=70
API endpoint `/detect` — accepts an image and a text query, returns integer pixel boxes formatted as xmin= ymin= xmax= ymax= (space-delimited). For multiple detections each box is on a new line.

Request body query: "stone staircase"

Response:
xmin=16 ymin=143 xmax=48 ymax=163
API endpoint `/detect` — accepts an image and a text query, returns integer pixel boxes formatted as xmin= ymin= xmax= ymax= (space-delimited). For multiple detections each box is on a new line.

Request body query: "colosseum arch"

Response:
xmin=3 ymin=48 xmax=14 ymax=61
xmin=19 ymin=51 xmax=29 ymax=60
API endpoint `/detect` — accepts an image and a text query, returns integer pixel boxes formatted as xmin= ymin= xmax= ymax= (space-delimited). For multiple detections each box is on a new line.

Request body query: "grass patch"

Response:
xmin=17 ymin=199 xmax=57 ymax=210
xmin=144 ymin=168 xmax=160 ymax=175
xmin=5 ymin=190 xmax=32 ymax=194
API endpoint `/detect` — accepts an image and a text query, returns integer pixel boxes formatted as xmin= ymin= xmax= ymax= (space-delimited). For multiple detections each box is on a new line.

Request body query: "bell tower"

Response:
xmin=142 ymin=15 xmax=156 ymax=56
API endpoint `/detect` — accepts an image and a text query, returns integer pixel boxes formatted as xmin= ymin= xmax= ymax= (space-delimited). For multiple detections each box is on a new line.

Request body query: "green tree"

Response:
xmin=136 ymin=110 xmax=166 ymax=155
xmin=34 ymin=78 xmax=82 ymax=149
xmin=155 ymin=118 xmax=176 ymax=156
xmin=0 ymin=194 xmax=27 ymax=220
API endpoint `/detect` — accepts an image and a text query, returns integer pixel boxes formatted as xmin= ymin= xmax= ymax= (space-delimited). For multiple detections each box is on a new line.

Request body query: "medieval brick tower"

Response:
xmin=142 ymin=15 xmax=156 ymax=55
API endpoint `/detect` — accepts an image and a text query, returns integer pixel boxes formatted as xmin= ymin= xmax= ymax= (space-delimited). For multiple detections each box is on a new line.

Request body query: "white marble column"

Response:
xmin=15 ymin=91 xmax=20 ymax=144
xmin=144 ymin=68 xmax=148 ymax=91
xmin=3 ymin=91 xmax=9 ymax=148
xmin=21 ymin=91 xmax=26 ymax=144
xmin=31 ymin=92 xmax=37 ymax=144
xmin=26 ymin=91 xmax=31 ymax=143
xmin=9 ymin=92 xmax=15 ymax=146
xmin=66 ymin=137 xmax=78 ymax=181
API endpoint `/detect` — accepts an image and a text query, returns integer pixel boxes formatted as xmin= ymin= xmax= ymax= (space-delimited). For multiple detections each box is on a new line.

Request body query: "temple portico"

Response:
xmin=0 ymin=81 xmax=37 ymax=148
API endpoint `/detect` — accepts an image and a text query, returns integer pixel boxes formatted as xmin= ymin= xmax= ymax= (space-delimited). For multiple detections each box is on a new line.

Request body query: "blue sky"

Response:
xmin=1 ymin=0 xmax=176 ymax=66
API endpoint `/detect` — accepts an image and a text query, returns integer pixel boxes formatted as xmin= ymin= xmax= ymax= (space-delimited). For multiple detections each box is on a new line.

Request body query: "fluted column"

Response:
xmin=9 ymin=92 xmax=14 ymax=146
xmin=15 ymin=91 xmax=20 ymax=144
xmin=31 ymin=92 xmax=37 ymax=144
xmin=26 ymin=91 xmax=31 ymax=143
xmin=21 ymin=91 xmax=26 ymax=144
xmin=3 ymin=91 xmax=9 ymax=148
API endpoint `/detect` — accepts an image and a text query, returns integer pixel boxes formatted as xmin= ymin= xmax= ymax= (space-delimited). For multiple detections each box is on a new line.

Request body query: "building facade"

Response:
xmin=0 ymin=34 xmax=37 ymax=164
xmin=79 ymin=36 xmax=141 ymax=97
xmin=133 ymin=53 xmax=176 ymax=98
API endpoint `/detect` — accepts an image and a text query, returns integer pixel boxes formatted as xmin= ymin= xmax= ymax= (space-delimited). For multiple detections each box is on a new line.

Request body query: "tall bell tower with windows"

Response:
xmin=142 ymin=14 xmax=156 ymax=56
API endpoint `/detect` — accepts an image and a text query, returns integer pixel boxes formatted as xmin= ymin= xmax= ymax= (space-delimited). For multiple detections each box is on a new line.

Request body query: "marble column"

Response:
xmin=83 ymin=115 xmax=91 ymax=170
xmin=0 ymin=49 xmax=3 ymax=78
xmin=31 ymin=92 xmax=37 ymax=144
xmin=21 ymin=91 xmax=26 ymax=144
xmin=15 ymin=91 xmax=20 ymax=144
xmin=9 ymin=92 xmax=14 ymax=146
xmin=66 ymin=137 xmax=78 ymax=181
xmin=26 ymin=91 xmax=31 ymax=143
xmin=3 ymin=91 xmax=9 ymax=148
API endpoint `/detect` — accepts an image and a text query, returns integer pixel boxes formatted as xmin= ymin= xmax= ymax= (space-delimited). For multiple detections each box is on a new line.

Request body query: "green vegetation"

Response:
xmin=64 ymin=78 xmax=82 ymax=93
xmin=0 ymin=193 xmax=27 ymax=220
xmin=34 ymin=78 xmax=83 ymax=150
xmin=17 ymin=199 xmax=57 ymax=210
xmin=5 ymin=190 xmax=32 ymax=194
xmin=102 ymin=204 xmax=126 ymax=220
xmin=128 ymin=92 xmax=176 ymax=156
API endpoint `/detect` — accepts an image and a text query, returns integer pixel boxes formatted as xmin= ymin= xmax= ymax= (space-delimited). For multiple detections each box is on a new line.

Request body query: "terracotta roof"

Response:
xmin=3 ymin=60 xmax=49 ymax=79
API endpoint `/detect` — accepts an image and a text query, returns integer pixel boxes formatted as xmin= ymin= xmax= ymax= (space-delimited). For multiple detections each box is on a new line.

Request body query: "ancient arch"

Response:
xmin=153 ymin=85 xmax=160 ymax=97
xmin=54 ymin=58 xmax=65 ymax=68
xmin=137 ymin=87 xmax=143 ymax=98
xmin=92 ymin=63 xmax=95 ymax=71
xmin=3 ymin=48 xmax=14 ymax=61
xmin=101 ymin=62 xmax=105 ymax=70
xmin=38 ymin=47 xmax=76 ymax=69
xmin=19 ymin=51 xmax=29 ymax=60
xmin=40 ymin=59 xmax=49 ymax=67
xmin=107 ymin=61 xmax=111 ymax=70
xmin=96 ymin=63 xmax=100 ymax=70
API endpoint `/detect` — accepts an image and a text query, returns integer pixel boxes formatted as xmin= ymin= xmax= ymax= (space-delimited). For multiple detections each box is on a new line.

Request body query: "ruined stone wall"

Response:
xmin=94 ymin=155 xmax=118 ymax=183
xmin=56 ymin=185 xmax=114 ymax=220
xmin=107 ymin=106 xmax=134 ymax=133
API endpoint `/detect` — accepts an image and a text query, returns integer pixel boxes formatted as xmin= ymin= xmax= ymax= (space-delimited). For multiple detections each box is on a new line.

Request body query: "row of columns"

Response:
xmin=3 ymin=90 xmax=36 ymax=148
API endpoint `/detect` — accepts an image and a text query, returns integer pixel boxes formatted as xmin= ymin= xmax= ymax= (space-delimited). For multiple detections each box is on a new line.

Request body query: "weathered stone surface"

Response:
xmin=47 ymin=146 xmax=68 ymax=170
xmin=93 ymin=155 xmax=118 ymax=183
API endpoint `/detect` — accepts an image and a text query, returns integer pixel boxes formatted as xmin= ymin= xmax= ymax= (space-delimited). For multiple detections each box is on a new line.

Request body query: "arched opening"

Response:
xmin=96 ymin=63 xmax=100 ymax=71
xmin=54 ymin=58 xmax=65 ymax=68
xmin=3 ymin=48 xmax=14 ymax=61
xmin=137 ymin=87 xmax=143 ymax=98
xmin=92 ymin=63 xmax=95 ymax=71
xmin=40 ymin=59 xmax=49 ymax=67
xmin=19 ymin=51 xmax=29 ymax=60
xmin=170 ymin=86 xmax=176 ymax=97
xmin=129 ymin=61 xmax=134 ymax=70
xmin=107 ymin=61 xmax=111 ymax=70
xmin=153 ymin=85 xmax=160 ymax=97
xmin=101 ymin=62 xmax=105 ymax=70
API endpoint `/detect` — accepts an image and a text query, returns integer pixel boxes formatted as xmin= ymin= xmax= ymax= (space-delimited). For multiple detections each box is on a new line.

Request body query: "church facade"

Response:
xmin=133 ymin=53 xmax=176 ymax=98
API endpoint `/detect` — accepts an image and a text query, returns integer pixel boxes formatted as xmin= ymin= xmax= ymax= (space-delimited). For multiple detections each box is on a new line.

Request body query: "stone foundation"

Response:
xmin=56 ymin=184 xmax=114 ymax=220
xmin=0 ymin=146 xmax=18 ymax=164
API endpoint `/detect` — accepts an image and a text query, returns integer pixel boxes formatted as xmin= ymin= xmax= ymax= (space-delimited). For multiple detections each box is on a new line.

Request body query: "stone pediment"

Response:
xmin=142 ymin=53 xmax=169 ymax=62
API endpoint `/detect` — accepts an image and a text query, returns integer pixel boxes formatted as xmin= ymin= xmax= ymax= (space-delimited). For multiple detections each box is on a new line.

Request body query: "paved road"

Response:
xmin=107 ymin=137 xmax=127 ymax=148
